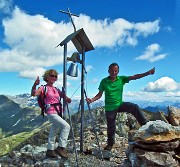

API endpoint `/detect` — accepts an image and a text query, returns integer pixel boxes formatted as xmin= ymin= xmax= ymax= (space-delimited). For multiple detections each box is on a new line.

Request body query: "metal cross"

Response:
xmin=59 ymin=7 xmax=79 ymax=32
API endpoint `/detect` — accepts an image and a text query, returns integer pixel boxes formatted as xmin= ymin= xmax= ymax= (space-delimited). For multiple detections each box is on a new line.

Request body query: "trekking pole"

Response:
xmin=73 ymin=101 xmax=81 ymax=136
xmin=84 ymin=89 xmax=104 ymax=160
xmin=62 ymin=87 xmax=79 ymax=167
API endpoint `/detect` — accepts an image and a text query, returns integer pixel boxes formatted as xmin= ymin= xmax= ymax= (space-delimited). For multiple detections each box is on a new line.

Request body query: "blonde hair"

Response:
xmin=43 ymin=69 xmax=58 ymax=82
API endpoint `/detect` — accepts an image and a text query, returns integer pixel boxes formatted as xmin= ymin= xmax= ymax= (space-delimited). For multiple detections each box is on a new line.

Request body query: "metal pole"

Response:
xmin=80 ymin=46 xmax=85 ymax=152
xmin=84 ymin=89 xmax=104 ymax=160
xmin=63 ymin=44 xmax=67 ymax=116
xmin=62 ymin=87 xmax=79 ymax=167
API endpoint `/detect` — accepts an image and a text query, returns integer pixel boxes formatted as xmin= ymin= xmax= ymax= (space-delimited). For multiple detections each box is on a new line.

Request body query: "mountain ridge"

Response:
xmin=0 ymin=93 xmax=179 ymax=137
xmin=4 ymin=93 xmax=180 ymax=113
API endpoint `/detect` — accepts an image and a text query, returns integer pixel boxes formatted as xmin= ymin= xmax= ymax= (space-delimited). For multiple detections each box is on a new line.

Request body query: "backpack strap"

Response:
xmin=40 ymin=85 xmax=47 ymax=118
xmin=42 ymin=86 xmax=63 ymax=118
xmin=55 ymin=87 xmax=63 ymax=100
xmin=54 ymin=87 xmax=63 ymax=117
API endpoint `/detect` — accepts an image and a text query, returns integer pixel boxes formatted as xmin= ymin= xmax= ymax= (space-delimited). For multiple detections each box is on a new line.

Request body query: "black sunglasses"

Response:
xmin=49 ymin=74 xmax=58 ymax=79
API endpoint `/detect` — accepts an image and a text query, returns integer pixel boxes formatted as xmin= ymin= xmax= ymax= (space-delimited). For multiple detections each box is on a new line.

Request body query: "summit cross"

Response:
xmin=59 ymin=7 xmax=79 ymax=32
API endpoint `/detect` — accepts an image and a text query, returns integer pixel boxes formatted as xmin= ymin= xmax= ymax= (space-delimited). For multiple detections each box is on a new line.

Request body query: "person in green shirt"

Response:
xmin=86 ymin=63 xmax=155 ymax=151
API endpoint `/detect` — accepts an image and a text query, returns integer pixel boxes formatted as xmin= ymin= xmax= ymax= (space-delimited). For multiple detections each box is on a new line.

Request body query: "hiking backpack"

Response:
xmin=37 ymin=85 xmax=63 ymax=118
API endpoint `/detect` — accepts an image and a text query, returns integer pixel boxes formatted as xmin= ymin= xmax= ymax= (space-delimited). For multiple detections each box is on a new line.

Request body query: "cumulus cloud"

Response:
xmin=1 ymin=7 xmax=72 ymax=75
xmin=0 ymin=0 xmax=13 ymax=14
xmin=124 ymin=91 xmax=160 ymax=101
xmin=124 ymin=91 xmax=180 ymax=102
xmin=124 ymin=77 xmax=180 ymax=101
xmin=85 ymin=65 xmax=94 ymax=73
xmin=0 ymin=7 xmax=160 ymax=79
xmin=143 ymin=77 xmax=179 ymax=92
xmin=165 ymin=91 xmax=180 ymax=97
xmin=74 ymin=15 xmax=160 ymax=47
xmin=18 ymin=67 xmax=46 ymax=79
xmin=135 ymin=43 xmax=167 ymax=62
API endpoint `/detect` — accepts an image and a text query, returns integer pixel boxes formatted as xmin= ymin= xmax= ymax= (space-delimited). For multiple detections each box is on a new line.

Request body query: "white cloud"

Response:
xmin=124 ymin=91 xmax=160 ymax=101
xmin=143 ymin=77 xmax=179 ymax=92
xmin=135 ymin=43 xmax=167 ymax=62
xmin=92 ymin=78 xmax=98 ymax=83
xmin=18 ymin=67 xmax=46 ymax=79
xmin=85 ymin=65 xmax=94 ymax=73
xmin=1 ymin=7 xmax=69 ymax=67
xmin=123 ymin=77 xmax=180 ymax=102
xmin=163 ymin=26 xmax=173 ymax=32
xmin=124 ymin=90 xmax=180 ymax=102
xmin=0 ymin=7 xmax=160 ymax=79
xmin=74 ymin=15 xmax=160 ymax=47
xmin=86 ymin=78 xmax=98 ymax=84
xmin=0 ymin=0 xmax=13 ymax=14
xmin=165 ymin=91 xmax=180 ymax=97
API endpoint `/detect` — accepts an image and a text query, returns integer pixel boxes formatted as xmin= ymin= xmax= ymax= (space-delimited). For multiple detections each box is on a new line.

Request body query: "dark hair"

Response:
xmin=108 ymin=63 xmax=119 ymax=70
xmin=43 ymin=69 xmax=58 ymax=82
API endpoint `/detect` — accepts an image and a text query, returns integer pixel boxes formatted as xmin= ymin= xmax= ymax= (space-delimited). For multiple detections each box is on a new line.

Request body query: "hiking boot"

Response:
xmin=46 ymin=150 xmax=58 ymax=158
xmin=104 ymin=144 xmax=113 ymax=151
xmin=55 ymin=146 xmax=68 ymax=158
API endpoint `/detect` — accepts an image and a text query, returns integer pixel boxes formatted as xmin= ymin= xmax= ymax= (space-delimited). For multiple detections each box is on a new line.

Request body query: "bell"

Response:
xmin=67 ymin=62 xmax=78 ymax=77
xmin=67 ymin=52 xmax=81 ymax=63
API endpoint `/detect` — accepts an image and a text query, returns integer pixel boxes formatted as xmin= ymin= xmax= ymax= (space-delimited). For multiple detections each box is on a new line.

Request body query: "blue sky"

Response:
xmin=0 ymin=0 xmax=180 ymax=102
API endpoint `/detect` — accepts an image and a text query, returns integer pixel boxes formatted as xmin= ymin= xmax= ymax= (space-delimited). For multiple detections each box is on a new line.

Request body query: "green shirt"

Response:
xmin=98 ymin=76 xmax=129 ymax=111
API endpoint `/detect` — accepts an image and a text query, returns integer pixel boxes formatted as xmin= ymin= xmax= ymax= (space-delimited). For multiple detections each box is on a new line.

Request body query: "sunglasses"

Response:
xmin=49 ymin=74 xmax=58 ymax=79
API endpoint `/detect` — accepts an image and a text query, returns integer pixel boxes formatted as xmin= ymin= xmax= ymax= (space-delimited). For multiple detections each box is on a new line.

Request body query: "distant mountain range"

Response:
xmin=0 ymin=93 xmax=179 ymax=137
xmin=3 ymin=93 xmax=180 ymax=114
xmin=0 ymin=95 xmax=47 ymax=137
xmin=6 ymin=93 xmax=105 ymax=115
xmin=134 ymin=100 xmax=180 ymax=115
xmin=0 ymin=94 xmax=105 ymax=137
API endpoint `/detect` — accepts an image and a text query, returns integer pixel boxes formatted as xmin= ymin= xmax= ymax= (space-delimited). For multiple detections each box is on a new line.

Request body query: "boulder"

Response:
xmin=168 ymin=106 xmax=180 ymax=126
xmin=125 ymin=120 xmax=180 ymax=167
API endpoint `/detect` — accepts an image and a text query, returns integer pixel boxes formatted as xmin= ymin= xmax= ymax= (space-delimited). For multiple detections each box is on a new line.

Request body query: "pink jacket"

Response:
xmin=40 ymin=85 xmax=62 ymax=114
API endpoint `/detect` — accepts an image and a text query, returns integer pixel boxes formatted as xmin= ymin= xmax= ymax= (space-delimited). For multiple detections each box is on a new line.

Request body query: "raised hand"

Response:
xmin=149 ymin=67 xmax=155 ymax=75
xmin=34 ymin=76 xmax=40 ymax=86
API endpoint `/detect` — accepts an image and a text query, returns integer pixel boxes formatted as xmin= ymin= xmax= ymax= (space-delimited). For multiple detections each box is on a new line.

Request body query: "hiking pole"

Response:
xmin=73 ymin=101 xmax=81 ymax=137
xmin=66 ymin=102 xmax=79 ymax=167
xmin=84 ymin=89 xmax=104 ymax=160
xmin=62 ymin=87 xmax=79 ymax=167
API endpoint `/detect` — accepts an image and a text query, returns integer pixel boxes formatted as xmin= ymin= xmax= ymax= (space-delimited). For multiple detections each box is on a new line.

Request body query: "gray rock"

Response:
xmin=168 ymin=106 xmax=180 ymax=126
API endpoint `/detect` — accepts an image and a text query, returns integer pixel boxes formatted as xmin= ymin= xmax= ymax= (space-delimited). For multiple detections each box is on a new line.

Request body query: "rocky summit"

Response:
xmin=0 ymin=105 xmax=180 ymax=166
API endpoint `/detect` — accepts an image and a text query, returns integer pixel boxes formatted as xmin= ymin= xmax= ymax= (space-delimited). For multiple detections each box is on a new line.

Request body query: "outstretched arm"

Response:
xmin=129 ymin=67 xmax=155 ymax=81
xmin=86 ymin=91 xmax=103 ymax=104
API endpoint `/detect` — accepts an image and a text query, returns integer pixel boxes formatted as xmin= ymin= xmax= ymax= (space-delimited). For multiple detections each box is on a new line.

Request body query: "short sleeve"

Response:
xmin=98 ymin=79 xmax=105 ymax=91
xmin=120 ymin=76 xmax=129 ymax=84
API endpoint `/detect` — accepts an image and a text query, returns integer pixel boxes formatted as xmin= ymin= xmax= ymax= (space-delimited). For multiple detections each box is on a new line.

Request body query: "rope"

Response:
xmin=69 ymin=69 xmax=88 ymax=99
xmin=70 ymin=84 xmax=80 ymax=99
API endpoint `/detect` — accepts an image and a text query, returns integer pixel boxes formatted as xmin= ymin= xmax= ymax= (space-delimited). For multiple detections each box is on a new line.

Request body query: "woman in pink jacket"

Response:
xmin=31 ymin=69 xmax=71 ymax=158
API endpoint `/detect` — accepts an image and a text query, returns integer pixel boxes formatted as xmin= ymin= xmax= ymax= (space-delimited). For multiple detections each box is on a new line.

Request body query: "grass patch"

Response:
xmin=0 ymin=129 xmax=40 ymax=156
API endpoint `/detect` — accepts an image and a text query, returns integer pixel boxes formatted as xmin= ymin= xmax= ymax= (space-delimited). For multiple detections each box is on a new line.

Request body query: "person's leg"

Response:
xmin=47 ymin=114 xmax=70 ymax=158
xmin=58 ymin=118 xmax=70 ymax=148
xmin=105 ymin=109 xmax=118 ymax=147
xmin=118 ymin=102 xmax=147 ymax=125
xmin=48 ymin=114 xmax=70 ymax=147
xmin=47 ymin=114 xmax=59 ymax=150
xmin=46 ymin=114 xmax=61 ymax=158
